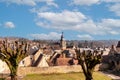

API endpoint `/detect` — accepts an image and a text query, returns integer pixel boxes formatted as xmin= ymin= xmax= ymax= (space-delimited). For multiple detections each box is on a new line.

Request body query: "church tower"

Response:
xmin=60 ymin=32 xmax=66 ymax=50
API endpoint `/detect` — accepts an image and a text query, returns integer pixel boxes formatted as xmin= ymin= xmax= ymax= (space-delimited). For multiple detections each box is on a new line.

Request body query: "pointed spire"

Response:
xmin=61 ymin=32 xmax=64 ymax=38
xmin=61 ymin=32 xmax=64 ymax=41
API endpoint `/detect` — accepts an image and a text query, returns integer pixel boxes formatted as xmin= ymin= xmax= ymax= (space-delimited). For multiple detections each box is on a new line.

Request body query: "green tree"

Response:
xmin=0 ymin=40 xmax=30 ymax=80
xmin=75 ymin=49 xmax=103 ymax=80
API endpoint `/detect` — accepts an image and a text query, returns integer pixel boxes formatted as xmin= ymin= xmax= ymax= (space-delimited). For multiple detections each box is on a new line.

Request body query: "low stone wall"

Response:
xmin=18 ymin=64 xmax=106 ymax=76
xmin=18 ymin=65 xmax=82 ymax=76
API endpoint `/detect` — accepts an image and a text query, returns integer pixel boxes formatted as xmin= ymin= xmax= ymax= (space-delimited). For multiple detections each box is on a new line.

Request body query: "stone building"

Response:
xmin=109 ymin=45 xmax=117 ymax=55
xmin=116 ymin=41 xmax=120 ymax=53
xmin=19 ymin=48 xmax=49 ymax=67
xmin=102 ymin=41 xmax=120 ymax=71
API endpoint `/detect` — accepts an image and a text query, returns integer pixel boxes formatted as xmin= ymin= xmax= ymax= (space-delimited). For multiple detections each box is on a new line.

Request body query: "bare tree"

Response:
xmin=0 ymin=40 xmax=30 ymax=80
xmin=75 ymin=49 xmax=103 ymax=80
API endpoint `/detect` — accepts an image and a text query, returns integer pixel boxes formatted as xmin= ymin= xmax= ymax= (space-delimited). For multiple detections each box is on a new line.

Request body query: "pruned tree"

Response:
xmin=0 ymin=40 xmax=30 ymax=80
xmin=75 ymin=49 xmax=103 ymax=80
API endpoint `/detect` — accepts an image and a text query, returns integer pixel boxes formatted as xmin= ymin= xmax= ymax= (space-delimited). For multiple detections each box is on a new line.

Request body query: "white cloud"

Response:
xmin=101 ymin=0 xmax=120 ymax=3
xmin=109 ymin=31 xmax=119 ymax=35
xmin=45 ymin=0 xmax=58 ymax=7
xmin=98 ymin=18 xmax=120 ymax=35
xmin=30 ymin=32 xmax=61 ymax=40
xmin=99 ymin=19 xmax=120 ymax=28
xmin=70 ymin=0 xmax=120 ymax=6
xmin=109 ymin=3 xmax=120 ymax=16
xmin=36 ymin=10 xmax=120 ymax=36
xmin=35 ymin=10 xmax=108 ymax=35
xmin=77 ymin=34 xmax=93 ymax=40
xmin=1 ymin=0 xmax=36 ymax=6
xmin=4 ymin=21 xmax=15 ymax=28
xmin=71 ymin=0 xmax=100 ymax=6
xmin=0 ymin=0 xmax=58 ymax=7
xmin=70 ymin=0 xmax=120 ymax=16
xmin=36 ymin=10 xmax=87 ymax=30
xmin=30 ymin=6 xmax=50 ymax=13
xmin=37 ymin=10 xmax=86 ymax=23
xmin=100 ymin=0 xmax=120 ymax=16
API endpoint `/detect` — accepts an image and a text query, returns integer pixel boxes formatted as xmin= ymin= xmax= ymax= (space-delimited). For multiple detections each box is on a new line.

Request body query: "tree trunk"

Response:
xmin=10 ymin=66 xmax=18 ymax=80
xmin=11 ymin=75 xmax=17 ymax=80
xmin=85 ymin=75 xmax=93 ymax=80
xmin=85 ymin=69 xmax=93 ymax=80
xmin=80 ymin=61 xmax=93 ymax=80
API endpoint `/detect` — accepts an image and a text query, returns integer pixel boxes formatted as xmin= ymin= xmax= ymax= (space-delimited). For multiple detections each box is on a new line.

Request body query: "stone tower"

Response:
xmin=60 ymin=32 xmax=66 ymax=50
xmin=116 ymin=41 xmax=120 ymax=53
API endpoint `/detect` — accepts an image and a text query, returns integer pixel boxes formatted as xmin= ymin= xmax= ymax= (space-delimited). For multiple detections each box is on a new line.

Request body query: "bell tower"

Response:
xmin=60 ymin=32 xmax=66 ymax=50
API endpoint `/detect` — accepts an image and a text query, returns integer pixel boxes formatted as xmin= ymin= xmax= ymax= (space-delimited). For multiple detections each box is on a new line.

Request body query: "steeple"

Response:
xmin=60 ymin=32 xmax=66 ymax=50
xmin=61 ymin=32 xmax=64 ymax=41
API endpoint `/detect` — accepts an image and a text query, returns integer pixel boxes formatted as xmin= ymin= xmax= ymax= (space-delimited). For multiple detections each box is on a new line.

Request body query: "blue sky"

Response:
xmin=0 ymin=0 xmax=120 ymax=40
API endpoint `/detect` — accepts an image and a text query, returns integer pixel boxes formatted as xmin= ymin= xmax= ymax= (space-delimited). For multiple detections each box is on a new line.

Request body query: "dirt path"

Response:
xmin=101 ymin=71 xmax=120 ymax=80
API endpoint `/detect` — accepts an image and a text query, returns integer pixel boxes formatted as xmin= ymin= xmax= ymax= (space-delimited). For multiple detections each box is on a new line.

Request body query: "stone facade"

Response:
xmin=102 ymin=41 xmax=120 ymax=72
xmin=56 ymin=58 xmax=73 ymax=66
xmin=19 ymin=49 xmax=49 ymax=67
xmin=116 ymin=41 xmax=120 ymax=53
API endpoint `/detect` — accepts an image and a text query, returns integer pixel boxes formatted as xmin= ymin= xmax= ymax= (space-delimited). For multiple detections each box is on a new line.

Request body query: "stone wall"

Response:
xmin=18 ymin=65 xmax=82 ymax=76
xmin=17 ymin=64 xmax=104 ymax=76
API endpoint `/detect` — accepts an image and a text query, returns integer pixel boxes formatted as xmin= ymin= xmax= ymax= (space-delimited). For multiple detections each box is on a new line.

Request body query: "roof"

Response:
xmin=116 ymin=41 xmax=120 ymax=48
xmin=43 ymin=48 xmax=53 ymax=55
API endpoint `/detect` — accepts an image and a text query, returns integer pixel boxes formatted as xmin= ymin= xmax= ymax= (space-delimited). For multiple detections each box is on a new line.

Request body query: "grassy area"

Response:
xmin=23 ymin=72 xmax=112 ymax=80
xmin=0 ymin=78 xmax=5 ymax=80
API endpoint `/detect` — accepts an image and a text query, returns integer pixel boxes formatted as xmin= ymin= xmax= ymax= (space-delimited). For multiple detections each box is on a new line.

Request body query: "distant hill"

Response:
xmin=33 ymin=39 xmax=119 ymax=48
xmin=0 ymin=37 xmax=119 ymax=48
xmin=67 ymin=40 xmax=118 ymax=48
xmin=0 ymin=37 xmax=30 ymax=42
xmin=98 ymin=40 xmax=118 ymax=47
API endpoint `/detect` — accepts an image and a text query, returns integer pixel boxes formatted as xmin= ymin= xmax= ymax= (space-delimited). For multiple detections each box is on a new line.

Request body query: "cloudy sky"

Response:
xmin=0 ymin=0 xmax=120 ymax=40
